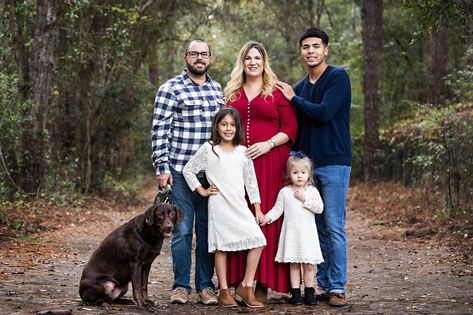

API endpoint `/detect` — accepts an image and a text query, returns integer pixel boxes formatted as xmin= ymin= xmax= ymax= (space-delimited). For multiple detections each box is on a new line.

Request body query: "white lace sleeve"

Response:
xmin=265 ymin=189 xmax=285 ymax=223
xmin=303 ymin=186 xmax=324 ymax=214
xmin=183 ymin=144 xmax=208 ymax=191
xmin=243 ymin=156 xmax=261 ymax=204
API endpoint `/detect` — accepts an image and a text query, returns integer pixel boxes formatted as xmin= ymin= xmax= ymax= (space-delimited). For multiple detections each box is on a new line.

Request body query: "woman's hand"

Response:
xmin=247 ymin=141 xmax=272 ymax=160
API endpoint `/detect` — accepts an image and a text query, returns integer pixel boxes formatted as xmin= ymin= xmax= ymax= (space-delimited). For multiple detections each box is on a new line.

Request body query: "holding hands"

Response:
xmin=254 ymin=204 xmax=267 ymax=226
xmin=258 ymin=215 xmax=270 ymax=226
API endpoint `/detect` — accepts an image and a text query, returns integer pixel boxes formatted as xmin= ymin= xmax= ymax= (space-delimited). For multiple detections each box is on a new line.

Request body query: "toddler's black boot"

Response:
xmin=304 ymin=287 xmax=318 ymax=305
xmin=290 ymin=288 xmax=303 ymax=305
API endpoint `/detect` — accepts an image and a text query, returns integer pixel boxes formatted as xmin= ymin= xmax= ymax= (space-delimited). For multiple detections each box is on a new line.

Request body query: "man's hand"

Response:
xmin=157 ymin=173 xmax=173 ymax=189
xmin=275 ymin=81 xmax=296 ymax=101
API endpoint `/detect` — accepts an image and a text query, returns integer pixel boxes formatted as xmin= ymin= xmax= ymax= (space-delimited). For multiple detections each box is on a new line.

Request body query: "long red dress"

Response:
xmin=226 ymin=88 xmax=298 ymax=293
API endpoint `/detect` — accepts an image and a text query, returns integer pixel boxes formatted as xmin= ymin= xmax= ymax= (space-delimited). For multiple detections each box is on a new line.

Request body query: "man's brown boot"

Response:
xmin=329 ymin=292 xmax=347 ymax=307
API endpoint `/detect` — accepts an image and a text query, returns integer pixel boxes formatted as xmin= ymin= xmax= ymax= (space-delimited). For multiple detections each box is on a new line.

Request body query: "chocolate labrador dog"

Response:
xmin=79 ymin=203 xmax=184 ymax=309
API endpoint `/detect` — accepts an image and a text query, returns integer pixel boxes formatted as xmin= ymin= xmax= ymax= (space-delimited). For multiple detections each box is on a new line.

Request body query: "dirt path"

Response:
xmin=1 ymin=187 xmax=472 ymax=315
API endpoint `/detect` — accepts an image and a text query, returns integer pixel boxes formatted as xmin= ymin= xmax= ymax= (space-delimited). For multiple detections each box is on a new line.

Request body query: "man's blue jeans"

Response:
xmin=314 ymin=165 xmax=351 ymax=294
xmin=170 ymin=168 xmax=215 ymax=293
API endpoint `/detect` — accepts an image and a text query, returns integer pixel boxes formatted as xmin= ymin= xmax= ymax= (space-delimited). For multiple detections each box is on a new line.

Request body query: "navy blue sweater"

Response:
xmin=291 ymin=65 xmax=352 ymax=167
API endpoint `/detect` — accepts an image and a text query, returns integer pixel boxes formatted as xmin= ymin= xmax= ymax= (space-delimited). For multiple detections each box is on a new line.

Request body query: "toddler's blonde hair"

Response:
xmin=285 ymin=154 xmax=314 ymax=186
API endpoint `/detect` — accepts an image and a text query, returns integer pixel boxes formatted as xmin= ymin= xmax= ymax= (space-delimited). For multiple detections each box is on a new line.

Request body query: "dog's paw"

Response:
xmin=135 ymin=299 xmax=156 ymax=310
xmin=135 ymin=299 xmax=154 ymax=310
xmin=135 ymin=301 xmax=145 ymax=310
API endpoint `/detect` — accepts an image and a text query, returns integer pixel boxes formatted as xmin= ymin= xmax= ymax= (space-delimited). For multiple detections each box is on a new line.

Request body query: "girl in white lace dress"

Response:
xmin=261 ymin=152 xmax=324 ymax=305
xmin=183 ymin=107 xmax=266 ymax=308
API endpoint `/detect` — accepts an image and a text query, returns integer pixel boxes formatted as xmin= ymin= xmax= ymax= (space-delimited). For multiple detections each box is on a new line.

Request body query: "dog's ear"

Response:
xmin=173 ymin=205 xmax=185 ymax=225
xmin=145 ymin=205 xmax=158 ymax=226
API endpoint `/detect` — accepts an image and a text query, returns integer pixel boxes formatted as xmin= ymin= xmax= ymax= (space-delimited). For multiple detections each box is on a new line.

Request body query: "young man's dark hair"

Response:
xmin=298 ymin=28 xmax=330 ymax=46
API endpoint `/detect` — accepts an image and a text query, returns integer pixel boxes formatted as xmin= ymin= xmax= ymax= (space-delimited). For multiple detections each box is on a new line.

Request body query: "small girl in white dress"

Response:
xmin=261 ymin=152 xmax=323 ymax=305
xmin=183 ymin=107 xmax=266 ymax=308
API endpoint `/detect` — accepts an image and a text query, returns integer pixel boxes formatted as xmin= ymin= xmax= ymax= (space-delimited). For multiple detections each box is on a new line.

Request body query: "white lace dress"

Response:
xmin=265 ymin=186 xmax=324 ymax=264
xmin=183 ymin=142 xmax=267 ymax=253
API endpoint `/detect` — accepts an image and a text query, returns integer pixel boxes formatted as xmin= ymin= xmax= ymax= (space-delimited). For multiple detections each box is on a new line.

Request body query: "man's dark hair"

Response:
xmin=298 ymin=28 xmax=329 ymax=46
xmin=185 ymin=39 xmax=212 ymax=56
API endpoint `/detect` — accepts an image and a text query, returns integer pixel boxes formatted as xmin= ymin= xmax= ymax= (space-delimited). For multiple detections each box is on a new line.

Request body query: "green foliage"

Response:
xmin=102 ymin=173 xmax=140 ymax=198
xmin=0 ymin=73 xmax=30 ymax=199
xmin=380 ymin=102 xmax=473 ymax=214
xmin=0 ymin=74 xmax=24 ymax=144
xmin=444 ymin=47 xmax=473 ymax=103
xmin=1 ymin=0 xmax=471 ymax=211
xmin=404 ymin=0 xmax=473 ymax=35
xmin=43 ymin=152 xmax=83 ymax=205
xmin=380 ymin=4 xmax=425 ymax=126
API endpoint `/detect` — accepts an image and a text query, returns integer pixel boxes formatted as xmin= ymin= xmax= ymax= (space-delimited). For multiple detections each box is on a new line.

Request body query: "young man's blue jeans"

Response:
xmin=314 ymin=165 xmax=351 ymax=294
xmin=170 ymin=168 xmax=215 ymax=293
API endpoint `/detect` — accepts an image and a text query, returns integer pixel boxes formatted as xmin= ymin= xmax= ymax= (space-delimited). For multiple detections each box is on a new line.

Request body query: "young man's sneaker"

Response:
xmin=199 ymin=287 xmax=218 ymax=305
xmin=329 ymin=292 xmax=347 ymax=306
xmin=170 ymin=287 xmax=189 ymax=304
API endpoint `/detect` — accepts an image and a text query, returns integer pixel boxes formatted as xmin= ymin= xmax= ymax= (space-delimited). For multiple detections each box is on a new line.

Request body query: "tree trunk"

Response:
xmin=13 ymin=0 xmax=57 ymax=195
xmin=5 ymin=1 xmax=30 ymax=99
xmin=361 ymin=0 xmax=383 ymax=182
xmin=427 ymin=26 xmax=448 ymax=107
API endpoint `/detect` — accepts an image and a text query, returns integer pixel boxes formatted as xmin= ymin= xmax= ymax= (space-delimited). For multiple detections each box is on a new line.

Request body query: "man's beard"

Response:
xmin=186 ymin=60 xmax=210 ymax=76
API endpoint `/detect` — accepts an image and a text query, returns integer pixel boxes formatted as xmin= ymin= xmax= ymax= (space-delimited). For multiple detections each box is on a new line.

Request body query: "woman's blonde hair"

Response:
xmin=224 ymin=41 xmax=278 ymax=103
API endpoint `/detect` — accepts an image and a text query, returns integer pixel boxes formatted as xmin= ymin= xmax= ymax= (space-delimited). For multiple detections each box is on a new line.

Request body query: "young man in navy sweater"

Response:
xmin=276 ymin=28 xmax=351 ymax=307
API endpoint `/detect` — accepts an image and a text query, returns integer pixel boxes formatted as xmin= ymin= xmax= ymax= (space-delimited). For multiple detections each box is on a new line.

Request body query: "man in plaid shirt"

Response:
xmin=151 ymin=39 xmax=223 ymax=305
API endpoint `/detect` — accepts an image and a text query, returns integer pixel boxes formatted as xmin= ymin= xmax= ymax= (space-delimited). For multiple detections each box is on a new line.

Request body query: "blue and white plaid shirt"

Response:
xmin=151 ymin=69 xmax=223 ymax=174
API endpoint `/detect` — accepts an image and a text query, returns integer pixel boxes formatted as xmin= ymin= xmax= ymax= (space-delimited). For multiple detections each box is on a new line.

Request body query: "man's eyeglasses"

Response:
xmin=186 ymin=51 xmax=211 ymax=59
xmin=289 ymin=151 xmax=306 ymax=159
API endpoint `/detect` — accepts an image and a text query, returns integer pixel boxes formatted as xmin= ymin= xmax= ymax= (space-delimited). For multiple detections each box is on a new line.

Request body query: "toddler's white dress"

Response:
xmin=265 ymin=185 xmax=324 ymax=264
xmin=183 ymin=142 xmax=266 ymax=253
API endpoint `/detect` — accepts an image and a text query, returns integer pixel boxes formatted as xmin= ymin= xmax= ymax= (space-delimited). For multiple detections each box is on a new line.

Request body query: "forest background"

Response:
xmin=0 ymin=0 xmax=472 ymax=244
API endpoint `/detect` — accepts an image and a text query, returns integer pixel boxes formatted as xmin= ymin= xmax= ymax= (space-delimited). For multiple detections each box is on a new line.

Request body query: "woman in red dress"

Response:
xmin=224 ymin=41 xmax=298 ymax=300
